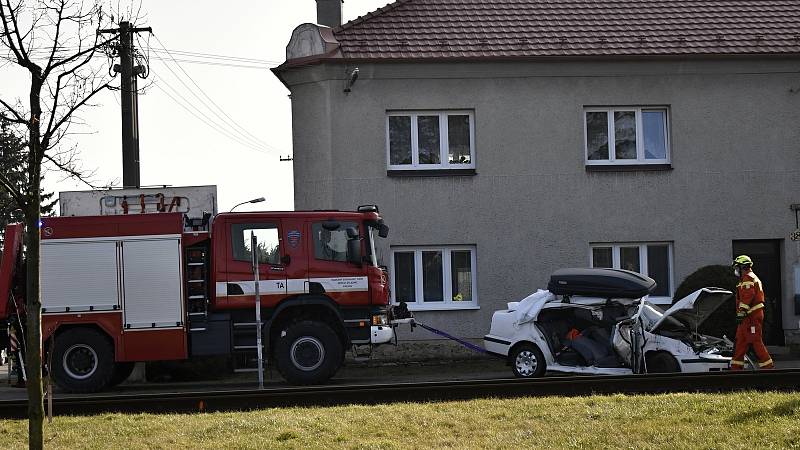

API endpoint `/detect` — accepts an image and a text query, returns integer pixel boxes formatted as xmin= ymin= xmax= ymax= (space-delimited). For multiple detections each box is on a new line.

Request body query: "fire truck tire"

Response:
xmin=109 ymin=362 xmax=136 ymax=386
xmin=52 ymin=328 xmax=115 ymax=393
xmin=275 ymin=320 xmax=342 ymax=385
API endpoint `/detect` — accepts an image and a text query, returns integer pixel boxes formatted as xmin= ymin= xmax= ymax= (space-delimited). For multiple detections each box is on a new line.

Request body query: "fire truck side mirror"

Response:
xmin=378 ymin=223 xmax=389 ymax=238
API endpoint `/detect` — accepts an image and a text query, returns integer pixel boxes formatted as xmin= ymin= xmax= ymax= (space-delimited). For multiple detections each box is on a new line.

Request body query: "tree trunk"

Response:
xmin=25 ymin=77 xmax=44 ymax=450
xmin=23 ymin=205 xmax=43 ymax=450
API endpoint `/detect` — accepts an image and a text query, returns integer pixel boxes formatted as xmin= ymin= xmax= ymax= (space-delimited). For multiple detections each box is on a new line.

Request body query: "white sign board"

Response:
xmin=59 ymin=185 xmax=218 ymax=219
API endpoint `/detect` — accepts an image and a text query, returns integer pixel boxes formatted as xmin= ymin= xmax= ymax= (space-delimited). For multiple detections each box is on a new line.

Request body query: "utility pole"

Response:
xmin=99 ymin=21 xmax=152 ymax=188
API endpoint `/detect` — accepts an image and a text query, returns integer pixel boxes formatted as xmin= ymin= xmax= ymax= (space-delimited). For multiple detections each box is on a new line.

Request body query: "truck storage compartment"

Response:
xmin=189 ymin=313 xmax=231 ymax=356
xmin=40 ymin=214 xmax=186 ymax=330
xmin=547 ymin=268 xmax=656 ymax=298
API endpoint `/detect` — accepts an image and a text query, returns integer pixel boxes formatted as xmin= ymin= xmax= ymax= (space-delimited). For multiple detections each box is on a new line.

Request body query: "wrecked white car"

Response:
xmin=483 ymin=268 xmax=738 ymax=377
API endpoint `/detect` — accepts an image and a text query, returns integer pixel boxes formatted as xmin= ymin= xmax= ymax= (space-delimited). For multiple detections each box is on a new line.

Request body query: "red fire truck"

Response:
xmin=0 ymin=193 xmax=393 ymax=392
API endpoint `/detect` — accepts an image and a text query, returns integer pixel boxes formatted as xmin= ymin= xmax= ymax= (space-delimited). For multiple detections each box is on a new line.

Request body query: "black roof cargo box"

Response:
xmin=547 ymin=268 xmax=656 ymax=298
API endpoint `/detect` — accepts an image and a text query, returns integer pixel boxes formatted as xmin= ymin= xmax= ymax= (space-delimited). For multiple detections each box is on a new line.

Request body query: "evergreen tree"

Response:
xmin=0 ymin=121 xmax=54 ymax=248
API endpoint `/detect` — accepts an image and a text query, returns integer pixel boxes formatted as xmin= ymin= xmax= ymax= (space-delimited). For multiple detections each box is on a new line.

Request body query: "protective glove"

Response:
xmin=736 ymin=311 xmax=747 ymax=324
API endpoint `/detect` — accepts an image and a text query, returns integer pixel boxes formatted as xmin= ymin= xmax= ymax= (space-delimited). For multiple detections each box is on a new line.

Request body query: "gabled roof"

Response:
xmin=329 ymin=0 xmax=800 ymax=59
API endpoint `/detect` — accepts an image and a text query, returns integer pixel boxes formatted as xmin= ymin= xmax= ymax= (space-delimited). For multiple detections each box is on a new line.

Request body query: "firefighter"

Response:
xmin=8 ymin=321 xmax=25 ymax=387
xmin=730 ymin=255 xmax=773 ymax=370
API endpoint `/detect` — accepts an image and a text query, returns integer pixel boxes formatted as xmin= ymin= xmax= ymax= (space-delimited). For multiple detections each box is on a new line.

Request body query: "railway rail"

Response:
xmin=1 ymin=369 xmax=799 ymax=418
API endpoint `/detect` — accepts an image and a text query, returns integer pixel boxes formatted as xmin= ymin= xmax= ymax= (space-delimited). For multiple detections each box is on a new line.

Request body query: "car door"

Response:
xmin=223 ymin=219 xmax=287 ymax=308
xmin=305 ymin=219 xmax=369 ymax=306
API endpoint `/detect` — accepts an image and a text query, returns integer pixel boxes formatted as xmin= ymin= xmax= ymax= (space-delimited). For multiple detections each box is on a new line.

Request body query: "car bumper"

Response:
xmin=483 ymin=334 xmax=512 ymax=356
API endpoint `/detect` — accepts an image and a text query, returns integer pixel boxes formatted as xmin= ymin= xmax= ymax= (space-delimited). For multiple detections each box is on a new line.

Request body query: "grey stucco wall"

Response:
xmin=279 ymin=58 xmax=800 ymax=343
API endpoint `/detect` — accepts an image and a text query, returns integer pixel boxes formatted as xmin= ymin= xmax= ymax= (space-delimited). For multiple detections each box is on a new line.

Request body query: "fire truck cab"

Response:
xmin=0 ymin=187 xmax=393 ymax=392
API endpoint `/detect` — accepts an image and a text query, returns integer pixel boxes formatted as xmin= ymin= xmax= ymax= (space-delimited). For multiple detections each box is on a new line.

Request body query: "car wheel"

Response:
xmin=52 ymin=328 xmax=115 ymax=393
xmin=275 ymin=320 xmax=343 ymax=385
xmin=510 ymin=343 xmax=546 ymax=378
xmin=646 ymin=352 xmax=680 ymax=373
xmin=109 ymin=362 xmax=136 ymax=387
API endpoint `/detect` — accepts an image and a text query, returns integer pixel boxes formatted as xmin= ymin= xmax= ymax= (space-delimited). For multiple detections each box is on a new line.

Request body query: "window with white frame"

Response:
xmin=590 ymin=242 xmax=673 ymax=301
xmin=390 ymin=246 xmax=478 ymax=310
xmin=387 ymin=111 xmax=475 ymax=170
xmin=584 ymin=107 xmax=670 ymax=165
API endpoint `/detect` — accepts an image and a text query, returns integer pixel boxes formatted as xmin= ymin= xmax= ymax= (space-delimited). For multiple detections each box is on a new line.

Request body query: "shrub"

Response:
xmin=673 ymin=265 xmax=737 ymax=339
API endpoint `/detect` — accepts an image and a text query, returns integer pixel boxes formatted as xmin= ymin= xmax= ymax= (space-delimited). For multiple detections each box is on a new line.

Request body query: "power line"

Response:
xmin=22 ymin=42 xmax=290 ymax=156
xmin=152 ymin=76 xmax=272 ymax=155
xmin=149 ymin=35 xmax=279 ymax=152
xmin=146 ymin=48 xmax=281 ymax=65
xmin=27 ymin=45 xmax=281 ymax=67
xmin=28 ymin=48 xmax=278 ymax=69
xmin=150 ymin=34 xmax=285 ymax=154
xmin=154 ymin=75 xmax=269 ymax=153
xmin=134 ymin=34 xmax=276 ymax=70
xmin=149 ymin=56 xmax=274 ymax=70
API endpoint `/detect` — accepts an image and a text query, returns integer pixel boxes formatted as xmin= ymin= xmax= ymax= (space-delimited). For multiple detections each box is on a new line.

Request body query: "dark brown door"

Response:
xmin=732 ymin=240 xmax=783 ymax=345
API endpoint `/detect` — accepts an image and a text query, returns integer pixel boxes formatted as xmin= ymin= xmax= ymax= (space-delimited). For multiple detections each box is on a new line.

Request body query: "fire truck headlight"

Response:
xmin=372 ymin=314 xmax=388 ymax=326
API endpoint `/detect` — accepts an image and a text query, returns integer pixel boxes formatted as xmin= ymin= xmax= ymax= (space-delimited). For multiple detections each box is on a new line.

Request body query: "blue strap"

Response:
xmin=414 ymin=321 xmax=491 ymax=355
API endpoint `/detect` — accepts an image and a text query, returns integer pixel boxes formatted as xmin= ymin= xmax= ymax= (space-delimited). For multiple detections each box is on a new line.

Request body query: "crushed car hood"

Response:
xmin=650 ymin=288 xmax=733 ymax=333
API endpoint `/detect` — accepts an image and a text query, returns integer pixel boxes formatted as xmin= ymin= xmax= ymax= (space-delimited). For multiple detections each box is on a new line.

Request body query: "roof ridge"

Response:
xmin=317 ymin=0 xmax=800 ymax=61
xmin=334 ymin=0 xmax=416 ymax=33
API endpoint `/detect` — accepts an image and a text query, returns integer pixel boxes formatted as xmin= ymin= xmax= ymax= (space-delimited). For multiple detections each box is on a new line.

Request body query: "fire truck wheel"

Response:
xmin=52 ymin=328 xmax=115 ymax=393
xmin=109 ymin=362 xmax=136 ymax=386
xmin=275 ymin=320 xmax=342 ymax=385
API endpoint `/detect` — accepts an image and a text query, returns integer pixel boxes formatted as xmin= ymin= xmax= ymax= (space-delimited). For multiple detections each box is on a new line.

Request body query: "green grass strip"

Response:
xmin=1 ymin=391 xmax=799 ymax=449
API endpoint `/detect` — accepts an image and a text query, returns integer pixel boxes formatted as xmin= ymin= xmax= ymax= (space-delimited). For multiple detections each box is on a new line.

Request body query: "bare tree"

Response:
xmin=0 ymin=1 xmax=127 ymax=447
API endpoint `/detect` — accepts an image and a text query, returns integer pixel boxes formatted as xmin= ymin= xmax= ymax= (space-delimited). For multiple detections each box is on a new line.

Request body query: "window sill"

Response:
xmin=387 ymin=168 xmax=476 ymax=177
xmin=585 ymin=164 xmax=672 ymax=172
xmin=401 ymin=303 xmax=480 ymax=312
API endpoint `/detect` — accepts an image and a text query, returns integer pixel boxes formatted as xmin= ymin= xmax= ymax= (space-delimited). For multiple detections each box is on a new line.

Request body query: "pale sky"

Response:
xmin=1 ymin=0 xmax=387 ymax=213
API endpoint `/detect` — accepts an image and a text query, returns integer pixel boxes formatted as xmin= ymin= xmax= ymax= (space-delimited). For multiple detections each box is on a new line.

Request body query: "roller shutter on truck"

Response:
xmin=41 ymin=235 xmax=184 ymax=328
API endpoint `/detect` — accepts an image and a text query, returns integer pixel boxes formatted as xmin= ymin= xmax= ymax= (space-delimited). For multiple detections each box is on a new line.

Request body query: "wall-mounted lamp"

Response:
xmin=344 ymin=67 xmax=359 ymax=93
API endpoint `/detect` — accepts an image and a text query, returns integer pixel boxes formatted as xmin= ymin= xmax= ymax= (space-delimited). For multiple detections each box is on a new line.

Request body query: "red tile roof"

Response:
xmin=331 ymin=0 xmax=800 ymax=59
